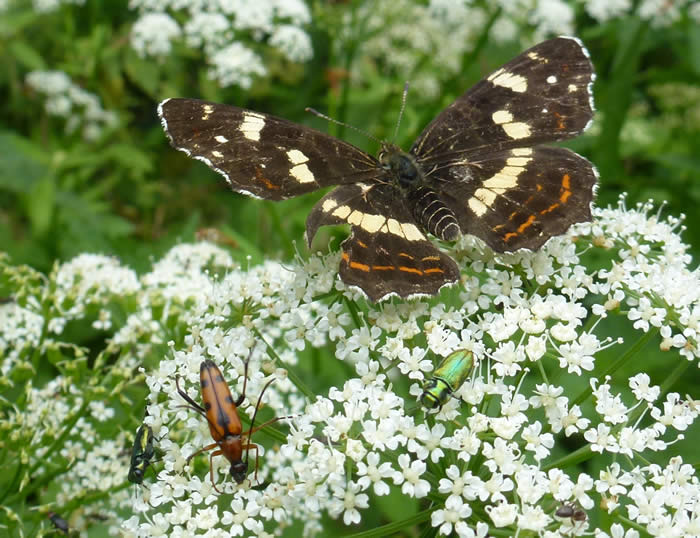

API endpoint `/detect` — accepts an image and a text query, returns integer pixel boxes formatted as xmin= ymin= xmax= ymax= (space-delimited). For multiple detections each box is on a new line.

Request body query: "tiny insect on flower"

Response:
xmin=176 ymin=358 xmax=287 ymax=492
xmin=555 ymin=502 xmax=588 ymax=529
xmin=127 ymin=423 xmax=157 ymax=485
xmin=419 ymin=349 xmax=474 ymax=411
xmin=47 ymin=511 xmax=69 ymax=534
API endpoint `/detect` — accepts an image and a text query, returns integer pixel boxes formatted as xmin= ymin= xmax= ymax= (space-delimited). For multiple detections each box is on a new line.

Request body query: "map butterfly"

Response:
xmin=159 ymin=36 xmax=597 ymax=301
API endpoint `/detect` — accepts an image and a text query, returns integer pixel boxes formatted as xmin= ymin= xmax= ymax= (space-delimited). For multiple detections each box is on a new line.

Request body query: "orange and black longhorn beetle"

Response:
xmin=175 ymin=358 xmax=286 ymax=492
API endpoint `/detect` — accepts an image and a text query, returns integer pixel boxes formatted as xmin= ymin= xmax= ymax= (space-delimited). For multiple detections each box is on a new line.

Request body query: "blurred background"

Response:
xmin=1 ymin=0 xmax=699 ymax=274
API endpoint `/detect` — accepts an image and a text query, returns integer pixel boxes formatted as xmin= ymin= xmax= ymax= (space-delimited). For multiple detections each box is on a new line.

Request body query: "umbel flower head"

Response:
xmin=2 ymin=196 xmax=698 ymax=536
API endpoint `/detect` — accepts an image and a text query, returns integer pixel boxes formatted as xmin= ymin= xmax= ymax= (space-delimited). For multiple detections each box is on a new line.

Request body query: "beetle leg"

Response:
xmin=242 ymin=442 xmax=260 ymax=484
xmin=186 ymin=442 xmax=218 ymax=464
xmin=208 ymin=448 xmax=225 ymax=494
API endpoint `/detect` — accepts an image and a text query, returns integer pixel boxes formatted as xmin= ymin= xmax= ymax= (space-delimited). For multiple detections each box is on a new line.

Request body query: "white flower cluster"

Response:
xmin=128 ymin=0 xmax=313 ymax=88
xmin=3 ymin=197 xmax=698 ymax=536
xmin=343 ymin=0 xmax=695 ymax=101
xmin=114 ymin=198 xmax=700 ymax=536
xmin=8 ymin=0 xmax=87 ymax=13
xmin=0 ymin=301 xmax=44 ymax=377
xmin=25 ymin=70 xmax=118 ymax=141
xmin=583 ymin=0 xmax=697 ymax=25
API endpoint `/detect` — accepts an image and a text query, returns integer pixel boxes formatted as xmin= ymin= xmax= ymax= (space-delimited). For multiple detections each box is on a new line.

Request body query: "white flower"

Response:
xmin=269 ymin=25 xmax=313 ymax=62
xmin=585 ymin=0 xmax=631 ymax=22
xmin=130 ymin=12 xmax=181 ymax=57
xmin=328 ymin=481 xmax=369 ymax=525
xmin=393 ymin=454 xmax=431 ymax=498
xmin=521 ymin=422 xmax=554 ymax=461
xmin=208 ymin=42 xmax=266 ymax=89
xmin=486 ymin=500 xmax=518 ymax=527
xmin=431 ymin=495 xmax=473 ymax=536
xmin=356 ymin=452 xmax=394 ymax=496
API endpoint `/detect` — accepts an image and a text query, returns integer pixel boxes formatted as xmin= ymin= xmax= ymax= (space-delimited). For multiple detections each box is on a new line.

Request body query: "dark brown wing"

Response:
xmin=412 ymin=36 xmax=594 ymax=163
xmin=159 ymin=98 xmax=382 ymax=200
xmin=306 ymin=183 xmax=459 ymax=300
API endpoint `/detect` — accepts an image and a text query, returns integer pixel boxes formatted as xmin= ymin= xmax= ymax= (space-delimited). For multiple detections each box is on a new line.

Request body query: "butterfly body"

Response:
xmin=159 ymin=36 xmax=597 ymax=301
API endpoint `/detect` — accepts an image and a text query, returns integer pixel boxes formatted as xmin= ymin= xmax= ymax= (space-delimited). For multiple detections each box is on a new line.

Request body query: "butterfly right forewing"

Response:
xmin=412 ymin=37 xmax=595 ymax=162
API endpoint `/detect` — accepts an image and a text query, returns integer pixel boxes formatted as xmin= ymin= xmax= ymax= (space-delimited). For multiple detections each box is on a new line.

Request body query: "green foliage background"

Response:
xmin=1 ymin=0 xmax=700 ymax=536
xmin=2 ymin=2 xmax=699 ymax=274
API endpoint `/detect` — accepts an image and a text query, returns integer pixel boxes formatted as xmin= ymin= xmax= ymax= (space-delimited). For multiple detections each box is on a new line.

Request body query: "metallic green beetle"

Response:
xmin=127 ymin=423 xmax=156 ymax=484
xmin=420 ymin=349 xmax=474 ymax=411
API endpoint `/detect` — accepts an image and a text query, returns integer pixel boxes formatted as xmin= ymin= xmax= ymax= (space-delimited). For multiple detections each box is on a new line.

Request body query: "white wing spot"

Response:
xmin=546 ymin=75 xmax=557 ymax=84
xmin=483 ymin=172 xmax=518 ymax=192
xmin=211 ymin=150 xmax=223 ymax=158
xmin=360 ymin=214 xmax=386 ymax=233
xmin=201 ymin=104 xmax=214 ymax=121
xmin=488 ymin=69 xmax=527 ymax=93
xmin=332 ymin=205 xmax=351 ymax=219
xmin=287 ymin=149 xmax=309 ymax=165
xmin=474 ymin=188 xmax=497 ymax=207
xmin=568 ymin=84 xmax=578 ymax=93
xmin=502 ymin=122 xmax=531 ymax=140
xmin=214 ymin=135 xmax=229 ymax=143
xmin=347 ymin=210 xmax=364 ymax=226
xmin=322 ymin=199 xmax=338 ymax=212
xmin=506 ymin=156 xmax=531 ymax=167
xmin=240 ymin=112 xmax=265 ymax=141
xmin=401 ymin=223 xmax=425 ymax=242
xmin=468 ymin=197 xmax=488 ymax=217
xmin=386 ymin=219 xmax=403 ymax=238
xmin=492 ymin=110 xmax=514 ymax=124
xmin=512 ymin=148 xmax=533 ymax=157
xmin=290 ymin=163 xmax=315 ymax=183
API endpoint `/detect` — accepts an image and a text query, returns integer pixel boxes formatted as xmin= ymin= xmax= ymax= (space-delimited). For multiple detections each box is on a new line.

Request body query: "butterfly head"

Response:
xmin=378 ymin=143 xmax=423 ymax=190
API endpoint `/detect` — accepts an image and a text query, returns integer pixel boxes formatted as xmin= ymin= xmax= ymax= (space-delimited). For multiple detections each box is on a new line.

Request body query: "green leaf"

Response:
xmin=0 ymin=131 xmax=48 ymax=193
xmin=8 ymin=40 xmax=46 ymax=71
xmin=25 ymin=175 xmax=56 ymax=236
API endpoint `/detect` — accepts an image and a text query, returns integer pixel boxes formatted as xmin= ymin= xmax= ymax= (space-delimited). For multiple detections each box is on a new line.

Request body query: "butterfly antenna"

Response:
xmin=392 ymin=81 xmax=410 ymax=143
xmin=305 ymin=107 xmax=381 ymax=144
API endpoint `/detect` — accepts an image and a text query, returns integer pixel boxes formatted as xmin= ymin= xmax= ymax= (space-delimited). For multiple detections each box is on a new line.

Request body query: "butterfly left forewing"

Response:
xmin=159 ymin=98 xmax=382 ymax=200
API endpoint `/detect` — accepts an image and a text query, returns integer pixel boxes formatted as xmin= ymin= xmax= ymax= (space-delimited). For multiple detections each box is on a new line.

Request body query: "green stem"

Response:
xmin=342 ymin=506 xmax=437 ymax=538
xmin=459 ymin=7 xmax=502 ymax=76
xmin=571 ymin=328 xmax=658 ymax=408
xmin=253 ymin=328 xmax=315 ymax=402
xmin=542 ymin=443 xmax=593 ymax=472
xmin=593 ymin=18 xmax=649 ymax=181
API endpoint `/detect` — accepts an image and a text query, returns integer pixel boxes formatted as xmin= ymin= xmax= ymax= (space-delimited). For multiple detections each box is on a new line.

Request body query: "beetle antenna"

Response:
xmin=243 ymin=378 xmax=277 ymax=468
xmin=305 ymin=107 xmax=381 ymax=145
xmin=392 ymin=81 xmax=410 ymax=143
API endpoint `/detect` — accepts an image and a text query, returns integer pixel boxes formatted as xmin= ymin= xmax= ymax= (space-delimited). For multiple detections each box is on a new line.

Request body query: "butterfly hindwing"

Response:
xmin=340 ymin=228 xmax=460 ymax=302
xmin=429 ymin=146 xmax=597 ymax=251
xmin=307 ymin=183 xmax=460 ymax=300
xmin=159 ymin=98 xmax=381 ymax=200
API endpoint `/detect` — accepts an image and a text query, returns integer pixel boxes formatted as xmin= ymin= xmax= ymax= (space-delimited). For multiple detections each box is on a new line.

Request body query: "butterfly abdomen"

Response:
xmin=410 ymin=187 xmax=461 ymax=241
